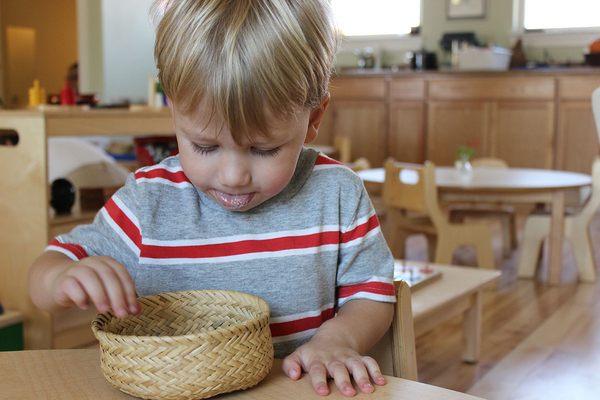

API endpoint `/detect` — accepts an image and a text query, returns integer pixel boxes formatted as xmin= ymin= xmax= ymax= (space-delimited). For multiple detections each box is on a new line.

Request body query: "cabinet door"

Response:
xmin=427 ymin=101 xmax=488 ymax=166
xmin=389 ymin=101 xmax=424 ymax=163
xmin=490 ymin=101 xmax=554 ymax=169
xmin=557 ymin=101 xmax=600 ymax=173
xmin=332 ymin=100 xmax=387 ymax=166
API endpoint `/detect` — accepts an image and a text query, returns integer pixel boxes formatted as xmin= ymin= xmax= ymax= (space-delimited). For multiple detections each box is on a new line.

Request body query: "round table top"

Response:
xmin=358 ymin=166 xmax=592 ymax=192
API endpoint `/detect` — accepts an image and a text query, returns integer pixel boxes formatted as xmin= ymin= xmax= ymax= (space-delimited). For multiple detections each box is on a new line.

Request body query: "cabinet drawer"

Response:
xmin=330 ymin=78 xmax=386 ymax=100
xmin=558 ymin=76 xmax=600 ymax=100
xmin=390 ymin=79 xmax=425 ymax=100
xmin=429 ymin=77 xmax=555 ymax=100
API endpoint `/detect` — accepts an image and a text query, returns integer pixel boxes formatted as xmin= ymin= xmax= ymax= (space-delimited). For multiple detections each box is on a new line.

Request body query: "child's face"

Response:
xmin=171 ymin=98 xmax=328 ymax=212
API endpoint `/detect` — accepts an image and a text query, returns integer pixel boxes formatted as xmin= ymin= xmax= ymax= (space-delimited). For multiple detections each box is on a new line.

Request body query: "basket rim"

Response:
xmin=91 ymin=289 xmax=271 ymax=343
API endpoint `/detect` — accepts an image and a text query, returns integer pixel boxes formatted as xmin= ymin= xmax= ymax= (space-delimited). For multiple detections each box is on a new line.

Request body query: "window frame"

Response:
xmin=332 ymin=0 xmax=423 ymax=41
xmin=513 ymin=0 xmax=600 ymax=47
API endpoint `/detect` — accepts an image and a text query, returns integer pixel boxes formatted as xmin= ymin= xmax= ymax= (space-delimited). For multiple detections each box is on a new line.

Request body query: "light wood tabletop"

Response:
xmin=403 ymin=262 xmax=499 ymax=364
xmin=0 ymin=350 xmax=483 ymax=399
xmin=358 ymin=167 xmax=592 ymax=192
xmin=359 ymin=167 xmax=592 ymax=285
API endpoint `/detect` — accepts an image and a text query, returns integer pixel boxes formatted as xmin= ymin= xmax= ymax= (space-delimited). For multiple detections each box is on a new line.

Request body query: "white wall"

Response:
xmin=78 ymin=0 xmax=157 ymax=103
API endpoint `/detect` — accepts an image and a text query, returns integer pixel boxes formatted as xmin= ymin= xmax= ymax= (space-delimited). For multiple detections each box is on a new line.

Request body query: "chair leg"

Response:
xmin=425 ymin=234 xmax=437 ymax=262
xmin=500 ymin=214 xmax=512 ymax=257
xmin=517 ymin=217 xmax=548 ymax=279
xmin=509 ymin=212 xmax=519 ymax=250
xmin=473 ymin=228 xmax=495 ymax=269
xmin=569 ymin=220 xmax=597 ymax=283
xmin=434 ymin=236 xmax=455 ymax=265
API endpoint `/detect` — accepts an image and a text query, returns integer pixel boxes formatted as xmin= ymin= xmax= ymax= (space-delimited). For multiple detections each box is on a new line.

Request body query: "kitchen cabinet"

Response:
xmin=556 ymin=76 xmax=600 ymax=173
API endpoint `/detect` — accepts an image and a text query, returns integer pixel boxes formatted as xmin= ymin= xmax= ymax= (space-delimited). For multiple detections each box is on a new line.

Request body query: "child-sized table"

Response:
xmin=0 ymin=350 xmax=484 ymax=399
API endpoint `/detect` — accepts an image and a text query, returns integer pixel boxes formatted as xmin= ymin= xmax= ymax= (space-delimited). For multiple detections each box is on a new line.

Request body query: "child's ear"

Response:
xmin=304 ymin=93 xmax=330 ymax=144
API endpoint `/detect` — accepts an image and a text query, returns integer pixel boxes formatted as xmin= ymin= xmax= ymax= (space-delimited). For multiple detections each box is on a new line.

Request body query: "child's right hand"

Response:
xmin=50 ymin=256 xmax=140 ymax=318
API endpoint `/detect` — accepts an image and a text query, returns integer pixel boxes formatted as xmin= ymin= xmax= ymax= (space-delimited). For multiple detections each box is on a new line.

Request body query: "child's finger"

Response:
xmin=345 ymin=358 xmax=373 ymax=393
xmin=308 ymin=362 xmax=330 ymax=396
xmin=58 ymin=276 xmax=88 ymax=309
xmin=326 ymin=361 xmax=356 ymax=397
xmin=103 ymin=258 xmax=139 ymax=314
xmin=71 ymin=267 xmax=110 ymax=313
xmin=93 ymin=263 xmax=130 ymax=318
xmin=361 ymin=356 xmax=386 ymax=386
xmin=281 ymin=355 xmax=302 ymax=380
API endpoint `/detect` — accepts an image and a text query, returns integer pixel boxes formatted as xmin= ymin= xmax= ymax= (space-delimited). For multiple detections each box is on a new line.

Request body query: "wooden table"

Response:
xmin=0 ymin=350 xmax=483 ymax=399
xmin=408 ymin=262 xmax=500 ymax=363
xmin=358 ymin=167 xmax=592 ymax=284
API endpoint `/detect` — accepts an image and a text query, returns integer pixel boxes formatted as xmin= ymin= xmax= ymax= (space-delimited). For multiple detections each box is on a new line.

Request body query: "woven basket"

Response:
xmin=92 ymin=290 xmax=274 ymax=400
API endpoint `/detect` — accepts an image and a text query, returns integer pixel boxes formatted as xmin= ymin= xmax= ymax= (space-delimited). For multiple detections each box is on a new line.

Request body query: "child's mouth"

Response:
xmin=211 ymin=190 xmax=255 ymax=210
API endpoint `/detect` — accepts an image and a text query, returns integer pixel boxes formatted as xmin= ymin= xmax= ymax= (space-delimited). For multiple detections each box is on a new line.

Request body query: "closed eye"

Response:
xmin=191 ymin=143 xmax=217 ymax=155
xmin=251 ymin=147 xmax=281 ymax=157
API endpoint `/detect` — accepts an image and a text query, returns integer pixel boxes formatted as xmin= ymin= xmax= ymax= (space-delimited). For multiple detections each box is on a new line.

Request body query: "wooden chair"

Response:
xmin=369 ymin=280 xmax=418 ymax=380
xmin=382 ymin=160 xmax=495 ymax=269
xmin=517 ymin=162 xmax=600 ymax=283
xmin=593 ymin=87 xmax=600 ymax=141
xmin=450 ymin=157 xmax=518 ymax=256
xmin=333 ymin=135 xmax=352 ymax=164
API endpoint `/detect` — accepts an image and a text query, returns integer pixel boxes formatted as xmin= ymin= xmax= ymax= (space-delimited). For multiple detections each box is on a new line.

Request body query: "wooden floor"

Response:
xmin=409 ymin=212 xmax=600 ymax=399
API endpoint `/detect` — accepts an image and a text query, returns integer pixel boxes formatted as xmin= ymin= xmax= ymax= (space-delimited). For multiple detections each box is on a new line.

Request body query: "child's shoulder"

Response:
xmin=132 ymin=155 xmax=191 ymax=190
xmin=310 ymin=153 xmax=364 ymax=191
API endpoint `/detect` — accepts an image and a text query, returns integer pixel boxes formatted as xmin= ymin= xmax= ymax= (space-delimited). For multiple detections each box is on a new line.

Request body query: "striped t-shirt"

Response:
xmin=47 ymin=147 xmax=396 ymax=357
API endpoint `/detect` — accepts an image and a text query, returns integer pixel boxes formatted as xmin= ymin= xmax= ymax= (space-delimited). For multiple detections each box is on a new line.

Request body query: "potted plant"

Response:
xmin=455 ymin=145 xmax=475 ymax=178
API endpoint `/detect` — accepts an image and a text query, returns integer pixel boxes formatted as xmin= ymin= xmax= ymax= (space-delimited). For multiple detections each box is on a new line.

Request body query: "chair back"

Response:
xmin=348 ymin=157 xmax=371 ymax=172
xmin=382 ymin=160 xmax=445 ymax=226
xmin=580 ymin=157 xmax=600 ymax=220
xmin=592 ymin=87 xmax=600 ymax=143
xmin=391 ymin=280 xmax=417 ymax=380
xmin=471 ymin=157 xmax=508 ymax=169
xmin=333 ymin=135 xmax=352 ymax=164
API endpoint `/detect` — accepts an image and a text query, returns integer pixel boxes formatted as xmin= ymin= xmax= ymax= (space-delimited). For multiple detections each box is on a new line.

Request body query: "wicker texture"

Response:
xmin=92 ymin=290 xmax=274 ymax=400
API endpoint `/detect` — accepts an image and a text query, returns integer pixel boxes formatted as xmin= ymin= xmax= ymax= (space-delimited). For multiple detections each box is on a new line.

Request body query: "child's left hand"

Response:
xmin=282 ymin=336 xmax=386 ymax=397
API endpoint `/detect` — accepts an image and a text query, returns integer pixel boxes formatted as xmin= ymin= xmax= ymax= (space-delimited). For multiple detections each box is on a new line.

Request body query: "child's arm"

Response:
xmin=282 ymin=299 xmax=394 ymax=397
xmin=29 ymin=251 xmax=140 ymax=317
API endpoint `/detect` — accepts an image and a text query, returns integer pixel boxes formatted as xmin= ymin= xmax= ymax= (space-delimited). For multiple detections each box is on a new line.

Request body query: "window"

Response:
xmin=523 ymin=0 xmax=600 ymax=30
xmin=331 ymin=0 xmax=420 ymax=37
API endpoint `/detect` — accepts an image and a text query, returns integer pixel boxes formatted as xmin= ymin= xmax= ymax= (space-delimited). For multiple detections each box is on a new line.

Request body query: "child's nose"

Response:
xmin=219 ymin=157 xmax=252 ymax=188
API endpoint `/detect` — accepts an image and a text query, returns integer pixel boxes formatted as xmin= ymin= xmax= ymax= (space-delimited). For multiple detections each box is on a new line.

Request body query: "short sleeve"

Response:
xmin=336 ymin=178 xmax=396 ymax=308
xmin=45 ymin=173 xmax=142 ymax=271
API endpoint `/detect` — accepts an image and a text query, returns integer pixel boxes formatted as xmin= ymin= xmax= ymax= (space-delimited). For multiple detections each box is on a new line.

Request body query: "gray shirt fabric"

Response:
xmin=47 ymin=147 xmax=396 ymax=358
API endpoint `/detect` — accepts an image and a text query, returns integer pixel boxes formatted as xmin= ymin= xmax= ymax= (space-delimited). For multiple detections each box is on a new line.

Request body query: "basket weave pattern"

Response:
xmin=92 ymin=290 xmax=274 ymax=400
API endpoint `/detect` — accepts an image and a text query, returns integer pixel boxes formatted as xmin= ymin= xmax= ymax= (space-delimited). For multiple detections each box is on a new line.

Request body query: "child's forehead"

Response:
xmin=175 ymin=107 xmax=300 ymax=144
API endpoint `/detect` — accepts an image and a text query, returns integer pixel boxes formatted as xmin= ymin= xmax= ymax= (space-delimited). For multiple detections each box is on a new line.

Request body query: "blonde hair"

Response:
xmin=152 ymin=0 xmax=339 ymax=142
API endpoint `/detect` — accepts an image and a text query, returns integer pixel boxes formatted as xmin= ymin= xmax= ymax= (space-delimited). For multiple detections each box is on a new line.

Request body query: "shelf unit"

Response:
xmin=0 ymin=107 xmax=173 ymax=349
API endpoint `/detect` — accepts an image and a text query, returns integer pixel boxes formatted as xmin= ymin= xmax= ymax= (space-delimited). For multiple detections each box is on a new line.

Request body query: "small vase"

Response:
xmin=454 ymin=158 xmax=473 ymax=181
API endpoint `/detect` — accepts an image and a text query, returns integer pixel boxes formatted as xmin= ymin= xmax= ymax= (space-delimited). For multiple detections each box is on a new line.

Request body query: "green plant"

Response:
xmin=456 ymin=145 xmax=475 ymax=162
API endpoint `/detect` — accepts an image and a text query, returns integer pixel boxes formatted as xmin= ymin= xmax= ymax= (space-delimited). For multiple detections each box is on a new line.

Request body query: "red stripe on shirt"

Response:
xmin=141 ymin=231 xmax=342 ymax=259
xmin=270 ymin=307 xmax=335 ymax=337
xmin=315 ymin=154 xmax=343 ymax=166
xmin=337 ymin=282 xmax=395 ymax=298
xmin=135 ymin=168 xmax=190 ymax=183
xmin=104 ymin=198 xmax=142 ymax=248
xmin=340 ymin=214 xmax=380 ymax=243
xmin=49 ymin=239 xmax=88 ymax=259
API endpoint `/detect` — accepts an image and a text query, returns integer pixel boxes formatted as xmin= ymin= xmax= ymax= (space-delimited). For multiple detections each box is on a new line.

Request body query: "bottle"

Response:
xmin=28 ymin=79 xmax=45 ymax=107
xmin=60 ymin=80 xmax=76 ymax=105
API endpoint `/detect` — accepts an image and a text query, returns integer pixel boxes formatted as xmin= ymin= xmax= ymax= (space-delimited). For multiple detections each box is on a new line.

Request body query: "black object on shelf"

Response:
xmin=440 ymin=32 xmax=480 ymax=52
xmin=50 ymin=178 xmax=76 ymax=215
xmin=585 ymin=53 xmax=600 ymax=66
xmin=409 ymin=51 xmax=438 ymax=70
xmin=0 ymin=302 xmax=4 ymax=315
